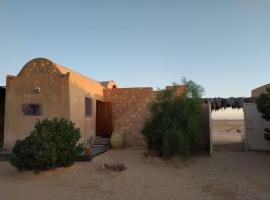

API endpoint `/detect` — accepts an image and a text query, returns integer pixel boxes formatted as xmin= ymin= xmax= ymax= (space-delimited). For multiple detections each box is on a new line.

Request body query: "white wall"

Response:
xmin=244 ymin=103 xmax=270 ymax=151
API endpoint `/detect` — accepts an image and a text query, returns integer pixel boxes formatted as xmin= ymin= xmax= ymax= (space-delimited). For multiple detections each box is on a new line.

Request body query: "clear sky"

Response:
xmin=0 ymin=0 xmax=269 ymax=98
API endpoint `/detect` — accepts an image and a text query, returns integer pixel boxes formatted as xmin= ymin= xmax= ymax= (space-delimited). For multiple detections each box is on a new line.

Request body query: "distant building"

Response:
xmin=251 ymin=83 xmax=270 ymax=97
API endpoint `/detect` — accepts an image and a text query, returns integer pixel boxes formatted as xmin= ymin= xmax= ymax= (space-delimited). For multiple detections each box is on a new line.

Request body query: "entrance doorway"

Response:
xmin=211 ymin=108 xmax=245 ymax=152
xmin=204 ymin=97 xmax=253 ymax=152
xmin=96 ymin=100 xmax=112 ymax=137
xmin=0 ymin=87 xmax=6 ymax=148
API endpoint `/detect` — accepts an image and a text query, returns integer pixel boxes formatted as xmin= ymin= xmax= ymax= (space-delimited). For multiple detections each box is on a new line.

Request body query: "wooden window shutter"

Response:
xmin=85 ymin=97 xmax=92 ymax=117
xmin=22 ymin=104 xmax=41 ymax=116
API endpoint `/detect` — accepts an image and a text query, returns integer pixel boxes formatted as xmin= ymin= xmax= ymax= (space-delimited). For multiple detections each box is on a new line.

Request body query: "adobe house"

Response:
xmin=1 ymin=57 xmax=211 ymax=153
xmin=3 ymin=58 xmax=116 ymax=150
xmin=251 ymin=83 xmax=270 ymax=97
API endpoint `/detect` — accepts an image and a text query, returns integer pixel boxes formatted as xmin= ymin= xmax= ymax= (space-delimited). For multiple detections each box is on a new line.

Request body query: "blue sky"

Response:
xmin=0 ymin=0 xmax=269 ymax=97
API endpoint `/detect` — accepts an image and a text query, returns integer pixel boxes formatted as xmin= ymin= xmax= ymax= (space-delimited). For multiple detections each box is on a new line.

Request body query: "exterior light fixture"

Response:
xmin=35 ymin=87 xmax=41 ymax=93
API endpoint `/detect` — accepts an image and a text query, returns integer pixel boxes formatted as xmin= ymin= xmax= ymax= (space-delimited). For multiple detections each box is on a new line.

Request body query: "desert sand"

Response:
xmin=0 ymin=149 xmax=270 ymax=200
xmin=212 ymin=120 xmax=244 ymax=145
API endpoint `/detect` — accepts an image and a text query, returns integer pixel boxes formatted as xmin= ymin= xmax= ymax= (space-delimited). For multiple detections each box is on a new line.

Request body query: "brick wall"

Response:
xmin=104 ymin=87 xmax=155 ymax=147
xmin=104 ymin=86 xmax=211 ymax=153
xmin=251 ymin=83 xmax=270 ymax=97
xmin=165 ymin=85 xmax=185 ymax=95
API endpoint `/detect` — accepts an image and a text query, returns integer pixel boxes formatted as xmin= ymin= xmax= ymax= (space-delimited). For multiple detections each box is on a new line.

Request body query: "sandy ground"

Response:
xmin=212 ymin=120 xmax=244 ymax=145
xmin=0 ymin=149 xmax=270 ymax=200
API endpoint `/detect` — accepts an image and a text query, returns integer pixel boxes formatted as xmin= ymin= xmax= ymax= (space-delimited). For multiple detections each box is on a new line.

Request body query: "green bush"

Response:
xmin=10 ymin=118 xmax=83 ymax=171
xmin=142 ymin=78 xmax=204 ymax=159
xmin=256 ymin=88 xmax=270 ymax=142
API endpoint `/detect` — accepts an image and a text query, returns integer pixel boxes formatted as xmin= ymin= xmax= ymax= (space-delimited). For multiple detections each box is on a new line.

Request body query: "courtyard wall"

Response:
xmin=104 ymin=87 xmax=211 ymax=152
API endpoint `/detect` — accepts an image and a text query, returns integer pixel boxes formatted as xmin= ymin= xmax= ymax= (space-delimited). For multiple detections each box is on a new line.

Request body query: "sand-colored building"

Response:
xmin=0 ymin=57 xmax=211 ymax=152
xmin=251 ymin=83 xmax=270 ymax=97
xmin=2 ymin=58 xmax=116 ymax=150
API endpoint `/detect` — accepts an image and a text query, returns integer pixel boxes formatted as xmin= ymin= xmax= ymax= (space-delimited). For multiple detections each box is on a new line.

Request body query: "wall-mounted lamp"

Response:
xmin=35 ymin=87 xmax=41 ymax=93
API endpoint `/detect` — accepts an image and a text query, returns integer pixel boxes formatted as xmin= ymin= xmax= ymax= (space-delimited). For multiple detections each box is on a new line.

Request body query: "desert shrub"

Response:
xmin=256 ymin=88 xmax=270 ymax=142
xmin=10 ymin=118 xmax=83 ymax=171
xmin=142 ymin=78 xmax=204 ymax=159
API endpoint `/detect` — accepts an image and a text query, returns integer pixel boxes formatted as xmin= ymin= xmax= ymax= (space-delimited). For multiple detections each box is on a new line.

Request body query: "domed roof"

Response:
xmin=18 ymin=58 xmax=62 ymax=76
xmin=18 ymin=58 xmax=113 ymax=90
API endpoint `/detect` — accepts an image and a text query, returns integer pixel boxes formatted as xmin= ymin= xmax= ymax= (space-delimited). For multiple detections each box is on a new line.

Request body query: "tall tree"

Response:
xmin=256 ymin=88 xmax=270 ymax=142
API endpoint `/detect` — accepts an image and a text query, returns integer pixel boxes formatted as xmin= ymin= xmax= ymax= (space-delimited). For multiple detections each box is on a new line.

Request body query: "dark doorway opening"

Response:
xmin=96 ymin=100 xmax=112 ymax=137
xmin=0 ymin=87 xmax=6 ymax=148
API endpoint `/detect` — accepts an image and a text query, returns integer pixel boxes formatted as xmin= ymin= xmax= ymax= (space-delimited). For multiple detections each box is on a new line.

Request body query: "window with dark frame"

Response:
xmin=23 ymin=104 xmax=41 ymax=116
xmin=85 ymin=97 xmax=92 ymax=117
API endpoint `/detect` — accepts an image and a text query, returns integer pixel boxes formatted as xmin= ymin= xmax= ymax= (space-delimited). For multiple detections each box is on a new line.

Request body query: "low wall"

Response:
xmin=104 ymin=88 xmax=155 ymax=147
xmin=201 ymin=103 xmax=212 ymax=153
xmin=104 ymin=87 xmax=211 ymax=153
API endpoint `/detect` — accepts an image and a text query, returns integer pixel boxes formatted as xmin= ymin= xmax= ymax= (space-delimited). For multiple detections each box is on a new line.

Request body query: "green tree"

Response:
xmin=141 ymin=78 xmax=204 ymax=159
xmin=10 ymin=118 xmax=83 ymax=171
xmin=256 ymin=88 xmax=270 ymax=142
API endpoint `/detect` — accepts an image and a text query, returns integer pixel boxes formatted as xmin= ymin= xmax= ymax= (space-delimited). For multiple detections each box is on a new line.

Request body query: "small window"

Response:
xmin=23 ymin=104 xmax=41 ymax=116
xmin=85 ymin=97 xmax=92 ymax=117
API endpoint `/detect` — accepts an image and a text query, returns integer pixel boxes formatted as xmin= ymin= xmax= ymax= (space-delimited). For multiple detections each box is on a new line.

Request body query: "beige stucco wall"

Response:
xmin=102 ymin=80 xmax=118 ymax=89
xmin=3 ymin=58 xmax=109 ymax=149
xmin=69 ymin=75 xmax=104 ymax=144
xmin=4 ymin=73 xmax=70 ymax=150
